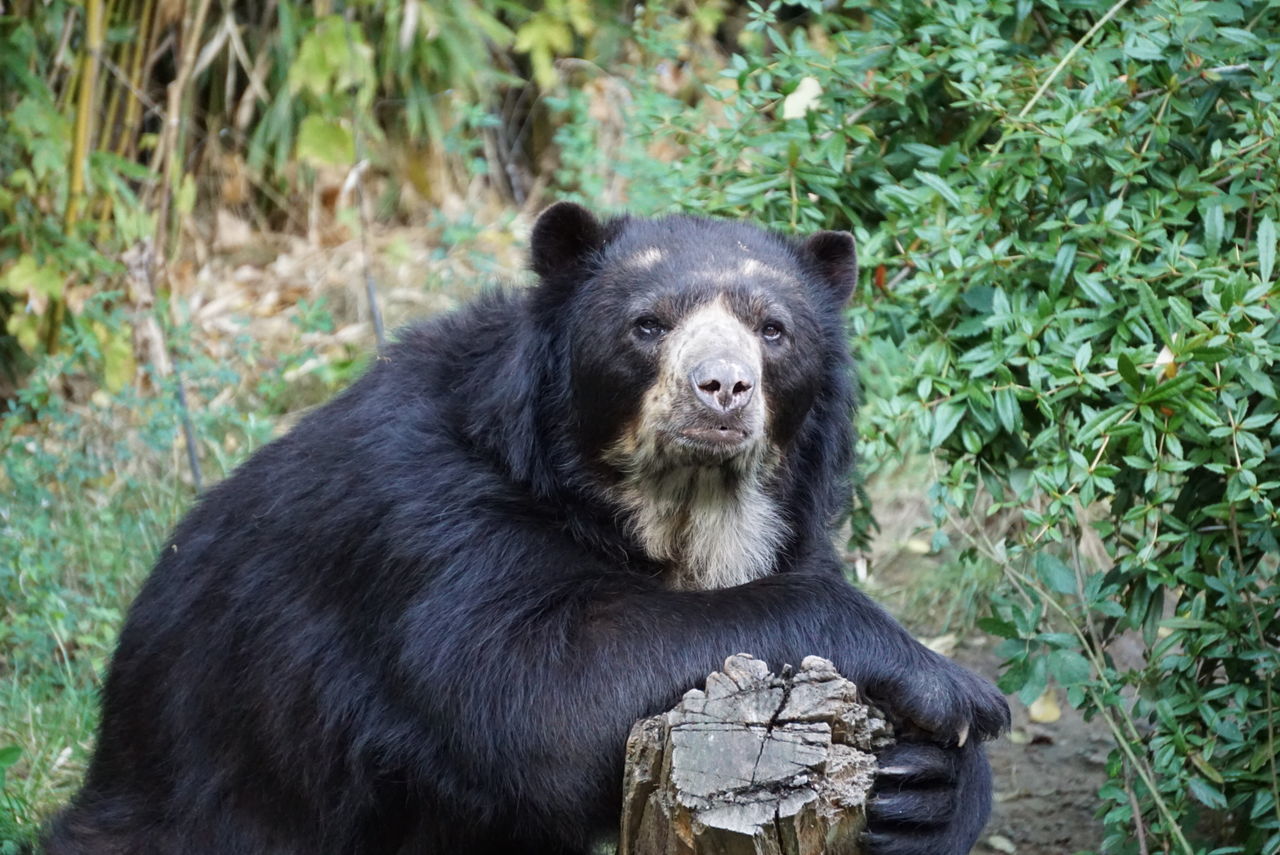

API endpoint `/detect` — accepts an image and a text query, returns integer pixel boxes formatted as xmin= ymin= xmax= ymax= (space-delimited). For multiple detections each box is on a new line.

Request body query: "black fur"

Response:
xmin=47 ymin=205 xmax=1007 ymax=855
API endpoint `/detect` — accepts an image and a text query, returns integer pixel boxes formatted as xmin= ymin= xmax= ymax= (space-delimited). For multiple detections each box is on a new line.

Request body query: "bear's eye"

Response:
xmin=633 ymin=316 xmax=669 ymax=340
xmin=761 ymin=321 xmax=785 ymax=343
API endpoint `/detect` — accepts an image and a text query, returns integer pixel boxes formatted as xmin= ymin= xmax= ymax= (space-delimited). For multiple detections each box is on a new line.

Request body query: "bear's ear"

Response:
xmin=802 ymin=230 xmax=858 ymax=304
xmin=530 ymin=201 xmax=605 ymax=278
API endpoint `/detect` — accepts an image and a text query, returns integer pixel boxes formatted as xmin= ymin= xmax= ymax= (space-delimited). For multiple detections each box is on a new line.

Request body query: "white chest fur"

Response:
xmin=612 ymin=462 xmax=785 ymax=590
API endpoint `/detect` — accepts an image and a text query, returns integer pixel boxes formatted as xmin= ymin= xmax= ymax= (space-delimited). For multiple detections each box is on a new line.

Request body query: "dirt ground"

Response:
xmin=864 ymin=478 xmax=1108 ymax=855
xmin=960 ymin=644 xmax=1108 ymax=855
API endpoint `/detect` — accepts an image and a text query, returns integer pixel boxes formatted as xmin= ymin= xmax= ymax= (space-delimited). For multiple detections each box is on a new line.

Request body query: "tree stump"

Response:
xmin=619 ymin=654 xmax=893 ymax=855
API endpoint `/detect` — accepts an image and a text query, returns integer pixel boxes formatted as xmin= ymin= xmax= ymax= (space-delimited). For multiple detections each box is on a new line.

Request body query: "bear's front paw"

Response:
xmin=864 ymin=654 xmax=1009 ymax=747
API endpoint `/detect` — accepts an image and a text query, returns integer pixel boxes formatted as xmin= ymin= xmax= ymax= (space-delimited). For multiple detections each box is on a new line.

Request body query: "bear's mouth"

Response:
xmin=674 ymin=425 xmax=757 ymax=461
xmin=680 ymin=425 xmax=749 ymax=445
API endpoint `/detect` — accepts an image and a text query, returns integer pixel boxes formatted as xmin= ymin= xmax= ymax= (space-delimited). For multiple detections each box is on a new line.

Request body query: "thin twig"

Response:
xmin=341 ymin=11 xmax=386 ymax=352
xmin=1244 ymin=167 xmax=1261 ymax=249
xmin=1131 ymin=63 xmax=1251 ymax=100
xmin=128 ymin=240 xmax=203 ymax=492
xmin=1018 ymin=0 xmax=1133 ymax=119
xmin=885 ymin=264 xmax=916 ymax=291
xmin=1032 ymin=10 xmax=1053 ymax=43
xmin=174 ymin=372 xmax=204 ymax=492
xmin=880 ymin=249 xmax=938 ymax=293
xmin=100 ymin=54 xmax=165 ymax=119
xmin=221 ymin=8 xmax=269 ymax=104
xmin=1125 ymin=760 xmax=1151 ymax=855
xmin=993 ymin=563 xmax=1195 ymax=854
xmin=148 ymin=0 xmax=213 ymax=491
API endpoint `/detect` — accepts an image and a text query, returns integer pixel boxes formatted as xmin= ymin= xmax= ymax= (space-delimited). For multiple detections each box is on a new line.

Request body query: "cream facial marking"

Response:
xmin=606 ymin=298 xmax=787 ymax=591
xmin=689 ymin=258 xmax=799 ymax=287
xmin=626 ymin=247 xmax=664 ymax=270
xmin=739 ymin=257 xmax=799 ymax=284
xmin=647 ymin=298 xmax=765 ymax=431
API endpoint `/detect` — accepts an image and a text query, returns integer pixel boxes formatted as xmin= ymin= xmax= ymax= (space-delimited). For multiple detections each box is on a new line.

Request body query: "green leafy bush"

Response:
xmin=556 ymin=1 xmax=1280 ymax=851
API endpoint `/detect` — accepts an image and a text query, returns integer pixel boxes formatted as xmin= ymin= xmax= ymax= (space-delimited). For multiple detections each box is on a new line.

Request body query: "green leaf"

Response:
xmin=1189 ymin=777 xmax=1228 ymax=810
xmin=1160 ymin=617 xmax=1223 ymax=630
xmin=1203 ymin=202 xmax=1224 ymax=257
xmin=515 ymin=12 xmax=573 ymax=88
xmin=1137 ymin=280 xmax=1172 ymax=347
xmin=1237 ymin=364 xmax=1277 ymax=399
xmin=1123 ymin=34 xmax=1165 ymax=61
xmin=930 ymin=401 xmax=965 ymax=448
xmin=0 ymin=253 xmax=64 ymax=298
xmin=1035 ymin=552 xmax=1077 ymax=595
xmin=1016 ymin=655 xmax=1050 ymax=707
xmin=1079 ymin=403 xmax=1129 ymax=443
xmin=1047 ymin=649 xmax=1091 ymax=687
xmin=1103 ymin=197 xmax=1123 ymax=223
xmin=977 ymin=617 xmax=1018 ymax=639
xmin=295 ymin=116 xmax=354 ymax=167
xmin=1140 ymin=371 xmax=1199 ymax=404
xmin=1190 ymin=752 xmax=1226 ymax=785
xmin=961 ymin=286 xmax=995 ymax=313
xmin=1258 ymin=216 xmax=1276 ymax=284
xmin=1075 ymin=272 xmax=1116 ymax=306
xmin=1049 ymin=242 xmax=1076 ymax=291
xmin=288 ymin=17 xmax=374 ymax=100
xmin=1073 ymin=340 xmax=1092 ymax=374
xmin=1117 ymin=353 xmax=1143 ymax=391
xmin=995 ymin=388 xmax=1020 ymax=433
xmin=913 ymin=170 xmax=961 ymax=207
xmin=1218 ymin=27 xmax=1261 ymax=46
xmin=724 ymin=175 xmax=785 ymax=198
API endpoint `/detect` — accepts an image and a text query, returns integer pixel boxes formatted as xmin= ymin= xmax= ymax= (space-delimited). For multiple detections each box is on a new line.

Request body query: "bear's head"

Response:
xmin=530 ymin=202 xmax=857 ymax=589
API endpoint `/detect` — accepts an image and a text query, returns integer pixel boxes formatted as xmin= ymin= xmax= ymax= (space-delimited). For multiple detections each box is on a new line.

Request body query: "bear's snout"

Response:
xmin=690 ymin=358 xmax=756 ymax=415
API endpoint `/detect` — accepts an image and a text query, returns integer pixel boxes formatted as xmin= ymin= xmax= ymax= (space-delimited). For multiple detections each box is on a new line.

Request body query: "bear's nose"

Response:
xmin=690 ymin=359 xmax=755 ymax=414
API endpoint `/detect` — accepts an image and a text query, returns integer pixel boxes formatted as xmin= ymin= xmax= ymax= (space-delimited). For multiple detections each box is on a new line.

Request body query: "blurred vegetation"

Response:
xmin=4 ymin=0 xmax=1280 ymax=853
xmin=0 ymin=0 xmax=624 ymax=373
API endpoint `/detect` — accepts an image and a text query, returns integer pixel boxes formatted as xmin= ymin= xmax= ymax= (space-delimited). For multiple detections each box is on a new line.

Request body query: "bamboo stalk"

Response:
xmin=51 ymin=0 xmax=106 ymax=354
xmin=149 ymin=0 xmax=214 ymax=261
xmin=65 ymin=0 xmax=105 ymax=230
xmin=100 ymin=0 xmax=132 ymax=161
xmin=51 ymin=7 xmax=80 ymax=112
xmin=121 ymin=0 xmax=157 ymax=159
xmin=95 ymin=0 xmax=136 ymax=236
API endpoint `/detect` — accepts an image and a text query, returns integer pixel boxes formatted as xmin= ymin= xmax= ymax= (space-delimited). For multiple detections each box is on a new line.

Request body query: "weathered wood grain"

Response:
xmin=619 ymin=654 xmax=893 ymax=855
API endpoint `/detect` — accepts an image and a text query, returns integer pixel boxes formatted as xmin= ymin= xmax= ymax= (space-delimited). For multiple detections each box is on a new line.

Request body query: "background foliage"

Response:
xmin=3 ymin=1 xmax=1279 ymax=853
xmin=556 ymin=1 xmax=1280 ymax=852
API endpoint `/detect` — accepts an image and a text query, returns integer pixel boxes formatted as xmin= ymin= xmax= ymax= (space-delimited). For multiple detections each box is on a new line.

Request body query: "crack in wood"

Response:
xmin=619 ymin=654 xmax=892 ymax=855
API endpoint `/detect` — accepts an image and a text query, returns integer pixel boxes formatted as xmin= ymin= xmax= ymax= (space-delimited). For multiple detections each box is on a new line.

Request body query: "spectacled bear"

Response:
xmin=47 ymin=203 xmax=1008 ymax=855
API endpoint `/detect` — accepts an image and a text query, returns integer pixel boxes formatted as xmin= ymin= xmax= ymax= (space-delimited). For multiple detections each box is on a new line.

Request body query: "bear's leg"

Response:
xmin=47 ymin=787 xmax=341 ymax=855
xmin=43 ymin=792 xmax=168 ymax=855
